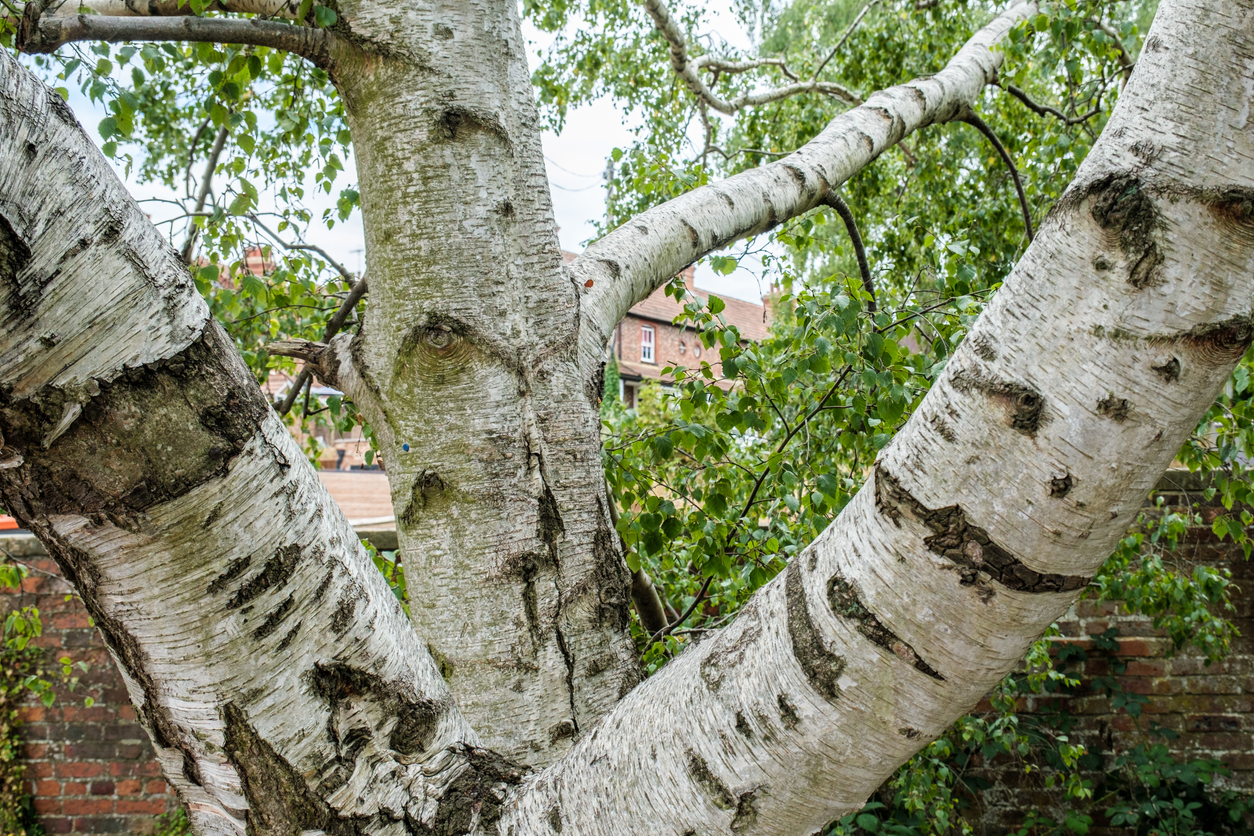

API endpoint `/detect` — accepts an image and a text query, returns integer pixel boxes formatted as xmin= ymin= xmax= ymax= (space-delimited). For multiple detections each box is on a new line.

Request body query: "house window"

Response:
xmin=641 ymin=325 xmax=655 ymax=363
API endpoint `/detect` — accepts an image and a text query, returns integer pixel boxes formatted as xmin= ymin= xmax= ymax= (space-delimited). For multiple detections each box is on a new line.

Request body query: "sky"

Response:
xmin=66 ymin=7 xmax=776 ymax=303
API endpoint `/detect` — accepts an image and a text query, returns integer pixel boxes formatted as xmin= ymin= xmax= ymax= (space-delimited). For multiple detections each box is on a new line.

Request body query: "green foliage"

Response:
xmin=153 ymin=809 xmax=192 ymax=836
xmin=827 ymin=627 xmax=1253 ymax=835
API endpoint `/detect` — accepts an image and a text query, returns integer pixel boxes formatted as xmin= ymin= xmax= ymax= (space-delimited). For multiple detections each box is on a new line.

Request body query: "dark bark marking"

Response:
xmin=400 ymin=470 xmax=446 ymax=530
xmin=781 ymin=163 xmax=812 ymax=199
xmin=784 ymin=560 xmax=845 ymax=702
xmin=1049 ymin=473 xmax=1073 ymax=498
xmin=433 ymin=22 xmax=453 ymax=39
xmin=1080 ymin=173 xmax=1164 ymax=288
xmin=777 ymin=694 xmax=800 ymax=729
xmin=222 ymin=701 xmax=355 ymax=836
xmin=252 ymin=593 xmax=296 ymax=640
xmin=1151 ymin=357 xmax=1181 ymax=383
xmin=547 ymin=805 xmax=563 ymax=833
xmin=331 ymin=580 xmax=365 ymax=635
xmin=587 ymin=503 xmax=631 ymax=632
xmin=207 ymin=555 xmax=252 ymax=595
xmin=899 ymin=727 xmax=923 ymax=739
xmin=548 ymin=720 xmax=575 ymax=743
xmin=1128 ymin=248 xmax=1165 ymax=289
xmin=1097 ymin=394 xmax=1131 ymax=422
xmin=596 ymin=258 xmax=622 ymax=283
xmin=426 ymin=745 xmax=527 ymax=836
xmin=734 ymin=711 xmax=753 ymax=739
xmin=927 ymin=413 xmax=957 ymax=443
xmin=587 ymin=360 xmax=606 ymax=408
xmin=1170 ymin=315 xmax=1254 ymax=365
xmin=719 ymin=192 xmax=736 ymax=210
xmin=1086 ymin=174 xmax=1161 ymax=255
xmin=682 ymin=220 xmax=700 ymax=248
xmin=969 ymin=334 xmax=997 ymax=361
xmin=276 ymin=621 xmax=301 ymax=652
xmin=313 ymin=568 xmax=335 ymax=603
xmin=0 ymin=207 xmax=39 ymax=321
xmin=685 ymin=750 xmax=735 ymax=810
xmin=0 ymin=322 xmax=267 ymax=516
xmin=227 ymin=544 xmax=302 ymax=610
xmin=731 ymin=788 xmax=761 ymax=833
xmin=950 ymin=369 xmax=1045 ymax=436
xmin=538 ymin=481 xmax=565 ymax=546
xmin=827 ymin=572 xmax=944 ymax=681
xmin=309 ymin=663 xmax=449 ymax=761
xmin=202 ymin=500 xmax=225 ymax=530
xmin=874 ymin=465 xmax=1090 ymax=594
xmin=1202 ymin=187 xmax=1254 ymax=242
xmin=435 ymin=106 xmax=511 ymax=147
xmin=699 ymin=610 xmax=761 ymax=692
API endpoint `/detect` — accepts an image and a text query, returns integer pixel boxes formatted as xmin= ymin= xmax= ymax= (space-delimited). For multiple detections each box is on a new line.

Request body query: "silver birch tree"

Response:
xmin=0 ymin=0 xmax=1252 ymax=833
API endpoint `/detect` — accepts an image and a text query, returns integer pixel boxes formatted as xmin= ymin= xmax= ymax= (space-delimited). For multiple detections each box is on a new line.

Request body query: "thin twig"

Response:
xmin=1003 ymin=84 xmax=1102 ymax=126
xmin=959 ymin=109 xmax=1035 ymax=242
xmin=276 ymin=275 xmax=367 ymax=416
xmin=182 ymin=117 xmax=212 ymax=201
xmin=648 ymin=575 xmax=713 ymax=646
xmin=813 ymin=0 xmax=880 ymax=80
xmin=180 ymin=123 xmax=229 ymax=264
xmin=825 ymin=192 xmax=876 ymax=311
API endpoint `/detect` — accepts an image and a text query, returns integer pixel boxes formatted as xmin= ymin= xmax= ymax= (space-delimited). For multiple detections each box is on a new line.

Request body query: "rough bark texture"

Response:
xmin=502 ymin=2 xmax=1254 ymax=834
xmin=322 ymin=0 xmax=642 ymax=767
xmin=1 ymin=0 xmax=1252 ymax=834
xmin=0 ymin=51 xmax=484 ymax=836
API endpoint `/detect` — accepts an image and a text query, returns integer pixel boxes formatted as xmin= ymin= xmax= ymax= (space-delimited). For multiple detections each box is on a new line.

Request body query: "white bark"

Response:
xmin=293 ymin=0 xmax=643 ymax=766
xmin=2 ymin=0 xmax=1252 ymax=834
xmin=501 ymin=2 xmax=1254 ymax=833
xmin=0 ymin=51 xmax=495 ymax=836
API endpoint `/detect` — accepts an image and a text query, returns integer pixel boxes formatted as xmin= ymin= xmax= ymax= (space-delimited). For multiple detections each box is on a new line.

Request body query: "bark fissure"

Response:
xmin=0 ymin=322 xmax=266 ymax=517
xmin=783 ymin=560 xmax=846 ymax=702
xmin=826 ymin=572 xmax=944 ymax=681
xmin=875 ymin=465 xmax=1091 ymax=594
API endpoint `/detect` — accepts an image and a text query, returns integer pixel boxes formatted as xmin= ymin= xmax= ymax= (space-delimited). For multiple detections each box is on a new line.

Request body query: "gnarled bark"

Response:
xmin=1 ymin=0 xmax=1252 ymax=834
xmin=503 ymin=2 xmax=1254 ymax=834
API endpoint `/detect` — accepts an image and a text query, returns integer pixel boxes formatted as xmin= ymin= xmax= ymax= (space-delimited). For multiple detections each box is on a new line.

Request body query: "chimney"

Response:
xmin=680 ymin=264 xmax=697 ymax=291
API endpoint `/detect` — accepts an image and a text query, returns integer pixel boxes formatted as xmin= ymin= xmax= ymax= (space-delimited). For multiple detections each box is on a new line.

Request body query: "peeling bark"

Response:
xmin=1 ymin=0 xmax=1253 ymax=833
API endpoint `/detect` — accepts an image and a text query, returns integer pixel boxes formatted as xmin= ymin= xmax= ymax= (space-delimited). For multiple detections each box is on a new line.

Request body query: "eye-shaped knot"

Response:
xmin=424 ymin=326 xmax=458 ymax=351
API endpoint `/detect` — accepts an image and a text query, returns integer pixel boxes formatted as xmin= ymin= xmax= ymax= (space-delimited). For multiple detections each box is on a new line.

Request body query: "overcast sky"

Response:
xmin=75 ymin=7 xmax=775 ymax=303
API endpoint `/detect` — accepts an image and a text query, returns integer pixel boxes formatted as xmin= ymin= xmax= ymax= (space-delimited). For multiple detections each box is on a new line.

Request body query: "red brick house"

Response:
xmin=563 ymin=255 xmax=775 ymax=408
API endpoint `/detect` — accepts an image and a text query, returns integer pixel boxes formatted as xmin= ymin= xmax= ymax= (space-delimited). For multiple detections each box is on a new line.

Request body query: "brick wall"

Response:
xmin=0 ymin=535 xmax=174 ymax=835
xmin=0 ymin=473 xmax=1249 ymax=834
xmin=971 ymin=471 xmax=1253 ymax=834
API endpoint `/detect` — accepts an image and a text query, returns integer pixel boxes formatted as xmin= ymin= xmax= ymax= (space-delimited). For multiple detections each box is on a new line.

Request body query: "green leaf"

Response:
xmin=313 ymin=4 xmax=338 ymax=26
xmin=98 ymin=116 xmax=117 ymax=140
xmin=708 ymin=295 xmax=726 ymax=314
xmin=241 ymin=273 xmax=267 ymax=298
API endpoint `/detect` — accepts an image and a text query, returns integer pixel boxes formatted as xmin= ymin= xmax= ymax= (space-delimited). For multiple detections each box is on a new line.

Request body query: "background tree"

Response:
xmin=0 ymin=0 xmax=1252 ymax=834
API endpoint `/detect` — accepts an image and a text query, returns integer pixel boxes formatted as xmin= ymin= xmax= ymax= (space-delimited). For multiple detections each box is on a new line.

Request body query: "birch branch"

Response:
xmin=17 ymin=0 xmax=299 ymax=17
xmin=641 ymin=0 xmax=861 ymax=115
xmin=513 ymin=2 xmax=1254 ymax=832
xmin=574 ymin=1 xmax=1038 ymax=345
xmin=18 ymin=13 xmax=341 ymax=68
xmin=0 ymin=49 xmax=486 ymax=835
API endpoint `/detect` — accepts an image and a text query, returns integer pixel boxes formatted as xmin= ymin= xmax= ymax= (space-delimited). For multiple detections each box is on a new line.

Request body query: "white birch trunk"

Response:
xmin=1 ymin=0 xmax=1252 ymax=834
xmin=501 ymin=1 xmax=1254 ymax=833
xmin=0 ymin=53 xmax=501 ymax=836
xmin=321 ymin=0 xmax=642 ymax=766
